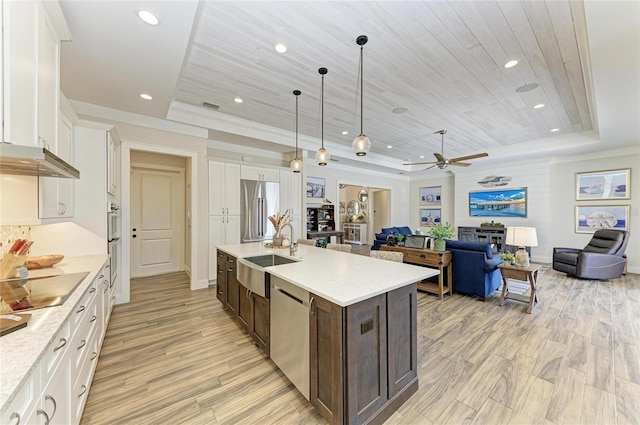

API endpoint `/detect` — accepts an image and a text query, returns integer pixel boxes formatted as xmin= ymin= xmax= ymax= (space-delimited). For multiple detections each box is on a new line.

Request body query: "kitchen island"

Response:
xmin=216 ymin=243 xmax=438 ymax=425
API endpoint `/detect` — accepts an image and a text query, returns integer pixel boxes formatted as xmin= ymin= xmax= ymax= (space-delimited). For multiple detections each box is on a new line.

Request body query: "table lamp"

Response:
xmin=505 ymin=227 xmax=538 ymax=268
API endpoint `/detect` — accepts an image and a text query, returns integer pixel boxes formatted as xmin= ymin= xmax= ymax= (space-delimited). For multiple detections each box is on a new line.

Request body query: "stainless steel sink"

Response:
xmin=237 ymin=254 xmax=298 ymax=297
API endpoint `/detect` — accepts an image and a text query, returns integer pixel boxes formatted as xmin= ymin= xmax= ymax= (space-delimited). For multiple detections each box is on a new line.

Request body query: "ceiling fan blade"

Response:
xmin=449 ymin=152 xmax=488 ymax=162
xmin=403 ymin=161 xmax=437 ymax=166
xmin=423 ymin=164 xmax=437 ymax=171
xmin=434 ymin=153 xmax=445 ymax=162
xmin=450 ymin=162 xmax=472 ymax=167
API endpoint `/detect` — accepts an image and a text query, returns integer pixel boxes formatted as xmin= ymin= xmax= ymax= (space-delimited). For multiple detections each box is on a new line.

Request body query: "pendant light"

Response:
xmin=315 ymin=67 xmax=330 ymax=166
xmin=352 ymin=35 xmax=371 ymax=156
xmin=289 ymin=90 xmax=303 ymax=173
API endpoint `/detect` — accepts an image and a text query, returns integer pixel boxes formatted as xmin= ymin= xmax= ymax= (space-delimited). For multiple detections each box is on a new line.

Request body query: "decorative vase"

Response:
xmin=434 ymin=238 xmax=446 ymax=252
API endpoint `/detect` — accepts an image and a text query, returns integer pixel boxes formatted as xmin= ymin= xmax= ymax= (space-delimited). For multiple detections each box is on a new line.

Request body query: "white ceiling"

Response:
xmin=59 ymin=1 xmax=640 ymax=174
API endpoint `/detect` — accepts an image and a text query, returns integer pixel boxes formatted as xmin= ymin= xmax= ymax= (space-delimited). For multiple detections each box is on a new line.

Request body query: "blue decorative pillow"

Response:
xmin=381 ymin=227 xmax=397 ymax=235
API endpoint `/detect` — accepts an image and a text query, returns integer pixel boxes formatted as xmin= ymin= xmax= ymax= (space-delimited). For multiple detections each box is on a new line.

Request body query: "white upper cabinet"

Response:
xmin=107 ymin=131 xmax=119 ymax=196
xmin=240 ymin=165 xmax=279 ymax=182
xmin=208 ymin=161 xmax=240 ymax=216
xmin=2 ymin=0 xmax=69 ymax=148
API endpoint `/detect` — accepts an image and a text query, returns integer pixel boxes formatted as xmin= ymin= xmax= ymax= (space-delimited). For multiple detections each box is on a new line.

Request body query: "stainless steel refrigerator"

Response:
xmin=240 ymin=179 xmax=280 ymax=243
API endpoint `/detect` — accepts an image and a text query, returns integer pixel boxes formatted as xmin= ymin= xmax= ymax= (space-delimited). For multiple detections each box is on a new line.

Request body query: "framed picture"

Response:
xmin=420 ymin=208 xmax=441 ymax=226
xmin=575 ymin=205 xmax=629 ymax=233
xmin=339 ymin=202 xmax=345 ymax=213
xmin=307 ymin=176 xmax=325 ymax=199
xmin=469 ymin=188 xmax=527 ymax=217
xmin=419 ymin=186 xmax=441 ymax=206
xmin=576 ymin=168 xmax=630 ymax=200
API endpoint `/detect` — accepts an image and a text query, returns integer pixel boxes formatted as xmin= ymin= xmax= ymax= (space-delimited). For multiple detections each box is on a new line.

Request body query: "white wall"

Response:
xmin=452 ymin=159 xmax=552 ymax=263
xmin=410 ymin=171 xmax=455 ymax=233
xmin=550 ymin=152 xmax=639 ymax=273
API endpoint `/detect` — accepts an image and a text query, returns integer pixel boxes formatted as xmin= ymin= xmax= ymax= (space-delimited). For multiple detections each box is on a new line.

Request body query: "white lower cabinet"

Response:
xmin=1 ymin=262 xmax=111 ymax=425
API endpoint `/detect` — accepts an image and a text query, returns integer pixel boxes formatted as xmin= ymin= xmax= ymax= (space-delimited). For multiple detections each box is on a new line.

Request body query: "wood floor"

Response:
xmin=81 ymin=268 xmax=640 ymax=425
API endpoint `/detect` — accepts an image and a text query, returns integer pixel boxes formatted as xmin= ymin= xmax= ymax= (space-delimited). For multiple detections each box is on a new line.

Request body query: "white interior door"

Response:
xmin=131 ymin=165 xmax=185 ymax=277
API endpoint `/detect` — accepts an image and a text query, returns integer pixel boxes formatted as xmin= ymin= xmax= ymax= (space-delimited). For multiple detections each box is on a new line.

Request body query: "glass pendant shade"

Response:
xmin=290 ymin=158 xmax=303 ymax=173
xmin=352 ymin=134 xmax=371 ymax=156
xmin=315 ymin=147 xmax=330 ymax=166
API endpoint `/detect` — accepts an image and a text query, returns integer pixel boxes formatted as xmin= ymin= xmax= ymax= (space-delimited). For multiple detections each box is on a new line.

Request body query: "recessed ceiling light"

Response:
xmin=420 ymin=155 xmax=425 ymax=159
xmin=234 ymin=97 xmax=243 ymax=103
xmin=139 ymin=93 xmax=153 ymax=100
xmin=504 ymin=59 xmax=519 ymax=68
xmin=274 ymin=44 xmax=287 ymax=53
xmin=387 ymin=145 xmax=393 ymax=149
xmin=341 ymin=131 xmax=348 ymax=135
xmin=137 ymin=10 xmax=159 ymax=26
xmin=392 ymin=107 xmax=408 ymax=114
xmin=516 ymin=83 xmax=539 ymax=93
xmin=550 ymin=128 xmax=560 ymax=132
xmin=533 ymin=103 xmax=545 ymax=109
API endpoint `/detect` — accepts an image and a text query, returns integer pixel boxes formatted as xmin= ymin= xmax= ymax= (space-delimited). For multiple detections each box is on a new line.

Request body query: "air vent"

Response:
xmin=201 ymin=101 xmax=220 ymax=110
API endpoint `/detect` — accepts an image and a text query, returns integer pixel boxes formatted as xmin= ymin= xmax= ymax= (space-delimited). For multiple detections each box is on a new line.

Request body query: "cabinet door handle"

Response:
xmin=91 ymin=352 xmax=98 ymax=360
xmin=228 ymin=268 xmax=233 ymax=272
xmin=44 ymin=394 xmax=57 ymax=418
xmin=309 ymin=296 xmax=315 ymax=315
xmin=90 ymin=287 xmax=96 ymax=294
xmin=90 ymin=315 xmax=97 ymax=323
xmin=36 ymin=410 xmax=50 ymax=425
xmin=77 ymin=305 xmax=86 ymax=314
xmin=77 ymin=339 xmax=86 ymax=350
xmin=53 ymin=338 xmax=67 ymax=352
xmin=78 ymin=385 xmax=87 ymax=398
xmin=8 ymin=412 xmax=20 ymax=425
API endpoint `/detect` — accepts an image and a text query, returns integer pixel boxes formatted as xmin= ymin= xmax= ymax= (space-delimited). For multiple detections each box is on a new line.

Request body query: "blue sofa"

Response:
xmin=444 ymin=239 xmax=504 ymax=300
xmin=372 ymin=226 xmax=413 ymax=250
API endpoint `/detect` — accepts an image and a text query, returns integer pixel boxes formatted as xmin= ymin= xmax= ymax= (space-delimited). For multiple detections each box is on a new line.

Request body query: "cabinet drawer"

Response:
xmin=403 ymin=250 xmax=439 ymax=267
xmin=72 ymin=279 xmax=98 ymax=326
xmin=0 ymin=365 xmax=40 ymax=425
xmin=41 ymin=319 xmax=71 ymax=380
xmin=71 ymin=301 xmax=98 ymax=377
xmin=71 ymin=337 xmax=99 ymax=424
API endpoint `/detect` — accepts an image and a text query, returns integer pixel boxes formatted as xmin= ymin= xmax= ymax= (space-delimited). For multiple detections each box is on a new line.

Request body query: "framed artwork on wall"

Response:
xmin=419 ymin=186 xmax=441 ymax=206
xmin=575 ymin=205 xmax=629 ymax=233
xmin=575 ymin=168 xmax=630 ymax=200
xmin=307 ymin=176 xmax=325 ymax=199
xmin=469 ymin=188 xmax=527 ymax=217
xmin=420 ymin=208 xmax=441 ymax=226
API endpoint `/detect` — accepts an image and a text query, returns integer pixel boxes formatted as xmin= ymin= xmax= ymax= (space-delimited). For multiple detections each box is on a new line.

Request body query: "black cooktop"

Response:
xmin=0 ymin=272 xmax=90 ymax=312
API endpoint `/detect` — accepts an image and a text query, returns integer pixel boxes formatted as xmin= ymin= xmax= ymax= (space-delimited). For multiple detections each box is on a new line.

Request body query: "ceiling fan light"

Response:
xmin=316 ymin=147 xmax=330 ymax=166
xmin=290 ymin=158 xmax=303 ymax=173
xmin=352 ymin=134 xmax=370 ymax=156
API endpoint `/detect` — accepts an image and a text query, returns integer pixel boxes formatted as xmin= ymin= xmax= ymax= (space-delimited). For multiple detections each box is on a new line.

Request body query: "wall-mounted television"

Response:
xmin=307 ymin=176 xmax=326 ymax=199
xmin=469 ymin=187 xmax=527 ymax=217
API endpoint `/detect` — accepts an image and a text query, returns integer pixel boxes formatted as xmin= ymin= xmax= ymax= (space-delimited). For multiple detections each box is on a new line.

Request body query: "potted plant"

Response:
xmin=499 ymin=251 xmax=515 ymax=265
xmin=428 ymin=222 xmax=455 ymax=251
xmin=395 ymin=233 xmax=405 ymax=246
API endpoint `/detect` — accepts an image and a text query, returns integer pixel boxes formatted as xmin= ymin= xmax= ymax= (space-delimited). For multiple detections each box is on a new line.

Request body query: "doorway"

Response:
xmin=338 ymin=184 xmax=390 ymax=245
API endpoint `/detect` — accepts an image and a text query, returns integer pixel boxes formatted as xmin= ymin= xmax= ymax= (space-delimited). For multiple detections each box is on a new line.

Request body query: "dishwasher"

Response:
xmin=270 ymin=275 xmax=310 ymax=400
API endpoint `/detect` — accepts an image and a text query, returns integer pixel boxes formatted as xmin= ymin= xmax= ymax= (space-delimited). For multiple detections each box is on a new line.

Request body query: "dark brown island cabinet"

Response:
xmin=216 ymin=249 xmax=270 ymax=355
xmin=215 ymin=249 xmax=418 ymax=425
xmin=309 ymin=285 xmax=418 ymax=425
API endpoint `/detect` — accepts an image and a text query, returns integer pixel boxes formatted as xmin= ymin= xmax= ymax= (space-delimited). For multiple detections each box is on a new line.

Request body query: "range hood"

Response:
xmin=0 ymin=143 xmax=80 ymax=179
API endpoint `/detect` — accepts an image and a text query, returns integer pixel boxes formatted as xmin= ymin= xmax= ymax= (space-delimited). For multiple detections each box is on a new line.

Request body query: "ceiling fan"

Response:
xmin=403 ymin=130 xmax=488 ymax=170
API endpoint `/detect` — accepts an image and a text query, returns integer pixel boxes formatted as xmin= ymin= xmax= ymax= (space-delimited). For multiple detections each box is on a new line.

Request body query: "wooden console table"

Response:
xmin=381 ymin=246 xmax=452 ymax=300
xmin=307 ymin=230 xmax=345 ymax=244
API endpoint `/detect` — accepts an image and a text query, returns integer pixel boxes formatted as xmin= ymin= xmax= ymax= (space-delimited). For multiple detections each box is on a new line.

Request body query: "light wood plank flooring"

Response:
xmin=81 ymin=268 xmax=640 ymax=424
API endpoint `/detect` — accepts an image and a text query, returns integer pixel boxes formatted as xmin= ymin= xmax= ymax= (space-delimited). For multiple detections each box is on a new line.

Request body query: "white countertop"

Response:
xmin=0 ymin=255 xmax=109 ymax=412
xmin=217 ymin=243 xmax=438 ymax=307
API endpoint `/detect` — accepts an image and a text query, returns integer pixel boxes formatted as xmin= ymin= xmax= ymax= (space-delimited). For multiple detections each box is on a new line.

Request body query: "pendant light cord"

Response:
xmin=359 ymin=45 xmax=364 ymax=134
xmin=321 ymin=73 xmax=325 ymax=149
xmin=295 ymin=95 xmax=299 ymax=158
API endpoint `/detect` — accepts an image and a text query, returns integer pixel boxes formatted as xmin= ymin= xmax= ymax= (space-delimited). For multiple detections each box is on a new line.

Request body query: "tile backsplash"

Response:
xmin=1 ymin=226 xmax=32 ymax=256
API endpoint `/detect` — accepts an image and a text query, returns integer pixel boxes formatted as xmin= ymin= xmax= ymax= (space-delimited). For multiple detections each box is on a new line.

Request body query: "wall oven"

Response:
xmin=107 ymin=203 xmax=120 ymax=287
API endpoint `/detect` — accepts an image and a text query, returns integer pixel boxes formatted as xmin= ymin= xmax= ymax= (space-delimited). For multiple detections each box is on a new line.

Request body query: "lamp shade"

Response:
xmin=506 ymin=227 xmax=538 ymax=247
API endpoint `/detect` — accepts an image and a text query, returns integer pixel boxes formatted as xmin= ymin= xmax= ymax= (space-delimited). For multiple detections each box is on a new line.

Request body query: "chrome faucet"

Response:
xmin=280 ymin=223 xmax=297 ymax=256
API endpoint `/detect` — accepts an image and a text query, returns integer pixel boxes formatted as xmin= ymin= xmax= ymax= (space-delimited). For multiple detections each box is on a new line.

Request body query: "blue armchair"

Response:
xmin=372 ymin=226 xmax=413 ymax=250
xmin=445 ymin=239 xmax=504 ymax=300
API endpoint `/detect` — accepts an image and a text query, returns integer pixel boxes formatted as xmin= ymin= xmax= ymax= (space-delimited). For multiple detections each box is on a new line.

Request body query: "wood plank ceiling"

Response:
xmin=174 ymin=0 xmax=592 ymax=164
